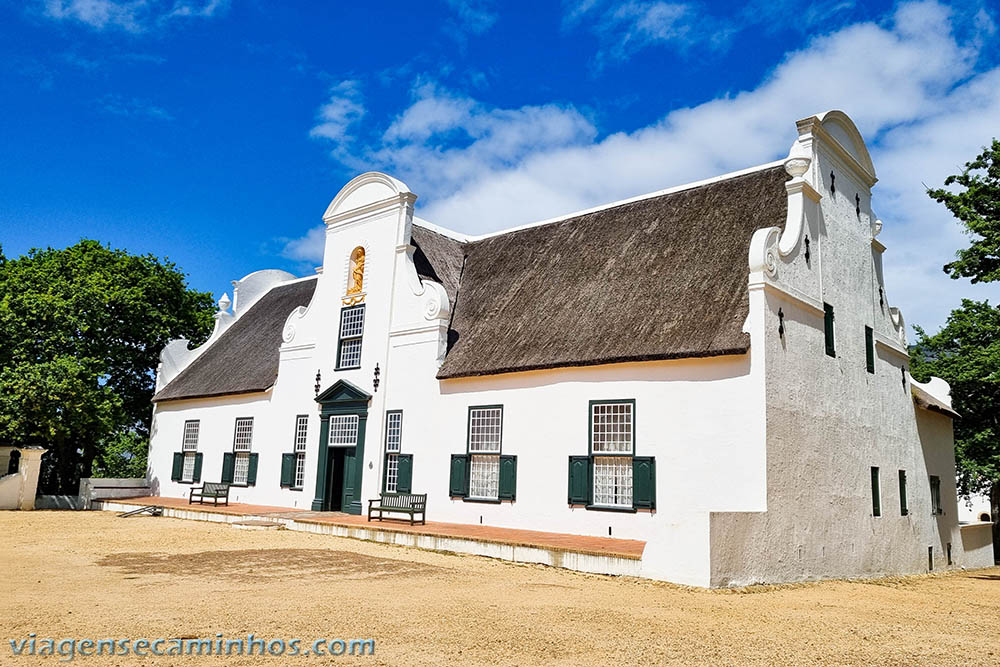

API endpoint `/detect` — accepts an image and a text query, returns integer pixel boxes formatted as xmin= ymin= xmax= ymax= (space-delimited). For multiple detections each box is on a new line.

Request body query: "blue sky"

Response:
xmin=1 ymin=0 xmax=998 ymax=334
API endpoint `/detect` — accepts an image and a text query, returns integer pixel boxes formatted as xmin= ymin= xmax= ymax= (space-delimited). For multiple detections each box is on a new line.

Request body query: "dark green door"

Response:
xmin=312 ymin=380 xmax=372 ymax=515
xmin=341 ymin=447 xmax=358 ymax=510
xmin=324 ymin=447 xmax=359 ymax=513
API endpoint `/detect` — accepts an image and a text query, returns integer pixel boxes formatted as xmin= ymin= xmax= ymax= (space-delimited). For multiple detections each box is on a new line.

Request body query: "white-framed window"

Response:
xmin=337 ymin=305 xmax=365 ymax=369
xmin=593 ymin=456 xmax=633 ymax=508
xmin=328 ymin=415 xmax=359 ymax=446
xmin=469 ymin=455 xmax=500 ymax=499
xmin=468 ymin=406 xmax=502 ymax=500
xmin=468 ymin=407 xmax=502 ymax=453
xmin=181 ymin=420 xmax=200 ymax=483
xmin=591 ymin=402 xmax=634 ymax=454
xmin=233 ymin=453 xmax=250 ymax=486
xmin=182 ymin=420 xmax=200 ymax=450
xmin=233 ymin=417 xmax=253 ymax=486
xmin=385 ymin=412 xmax=402 ymax=453
xmin=233 ymin=417 xmax=253 ymax=451
xmin=385 ymin=455 xmax=399 ymax=493
xmin=294 ymin=415 xmax=309 ymax=488
xmin=384 ymin=411 xmax=402 ymax=493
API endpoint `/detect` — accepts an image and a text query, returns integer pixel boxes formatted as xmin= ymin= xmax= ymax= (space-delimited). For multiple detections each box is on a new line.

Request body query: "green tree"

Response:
xmin=911 ymin=301 xmax=1000 ymax=559
xmin=0 ymin=240 xmax=214 ymax=493
xmin=928 ymin=139 xmax=1000 ymax=283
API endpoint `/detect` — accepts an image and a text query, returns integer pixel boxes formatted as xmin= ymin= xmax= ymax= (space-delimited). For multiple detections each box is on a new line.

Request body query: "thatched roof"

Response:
xmin=435 ymin=165 xmax=789 ymax=379
xmin=411 ymin=224 xmax=465 ymax=307
xmin=153 ymin=278 xmax=317 ymax=402
xmin=154 ymin=165 xmax=788 ymax=401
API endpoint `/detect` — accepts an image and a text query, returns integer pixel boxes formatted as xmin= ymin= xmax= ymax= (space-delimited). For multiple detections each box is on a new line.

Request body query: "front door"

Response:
xmin=311 ymin=380 xmax=372 ymax=514
xmin=324 ymin=447 xmax=354 ymax=512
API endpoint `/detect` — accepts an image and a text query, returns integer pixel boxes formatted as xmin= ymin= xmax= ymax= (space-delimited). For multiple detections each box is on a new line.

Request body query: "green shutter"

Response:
xmin=632 ymin=457 xmax=656 ymax=509
xmin=280 ymin=453 xmax=296 ymax=487
xmin=824 ymin=303 xmax=836 ymax=357
xmin=247 ymin=452 xmax=259 ymax=486
xmin=865 ymin=326 xmax=875 ymax=373
xmin=397 ymin=454 xmax=413 ymax=494
xmin=568 ymin=456 xmax=590 ymax=505
xmin=193 ymin=453 xmax=204 ymax=483
xmin=449 ymin=454 xmax=468 ymax=497
xmin=898 ymin=470 xmax=908 ymax=516
xmin=221 ymin=452 xmax=235 ymax=484
xmin=930 ymin=475 xmax=941 ymax=514
xmin=498 ymin=455 xmax=517 ymax=501
xmin=171 ymin=452 xmax=183 ymax=481
xmin=871 ymin=466 xmax=881 ymax=516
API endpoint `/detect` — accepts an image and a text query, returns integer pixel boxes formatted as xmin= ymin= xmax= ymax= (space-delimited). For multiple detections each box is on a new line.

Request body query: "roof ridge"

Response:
xmin=415 ymin=159 xmax=786 ymax=244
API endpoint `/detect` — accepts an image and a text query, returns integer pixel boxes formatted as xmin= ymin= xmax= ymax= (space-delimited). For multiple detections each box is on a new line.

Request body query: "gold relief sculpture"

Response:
xmin=347 ymin=247 xmax=365 ymax=295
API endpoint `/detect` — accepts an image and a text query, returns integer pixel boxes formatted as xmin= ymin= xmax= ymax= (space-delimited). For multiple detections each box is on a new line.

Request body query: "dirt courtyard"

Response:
xmin=2 ymin=512 xmax=998 ymax=665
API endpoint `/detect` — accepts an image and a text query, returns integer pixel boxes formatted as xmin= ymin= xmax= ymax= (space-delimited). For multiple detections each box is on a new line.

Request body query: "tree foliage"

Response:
xmin=928 ymin=139 xmax=1000 ymax=283
xmin=910 ymin=300 xmax=1000 ymax=497
xmin=0 ymin=240 xmax=214 ymax=493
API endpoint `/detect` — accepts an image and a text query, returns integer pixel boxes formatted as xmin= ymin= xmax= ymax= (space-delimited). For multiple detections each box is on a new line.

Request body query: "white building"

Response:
xmin=148 ymin=110 xmax=995 ymax=586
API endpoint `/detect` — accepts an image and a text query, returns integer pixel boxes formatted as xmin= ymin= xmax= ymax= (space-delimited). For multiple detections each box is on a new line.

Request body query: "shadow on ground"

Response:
xmin=97 ymin=549 xmax=443 ymax=582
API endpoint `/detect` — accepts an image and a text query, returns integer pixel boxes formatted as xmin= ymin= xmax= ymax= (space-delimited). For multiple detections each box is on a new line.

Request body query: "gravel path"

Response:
xmin=3 ymin=511 xmax=998 ymax=665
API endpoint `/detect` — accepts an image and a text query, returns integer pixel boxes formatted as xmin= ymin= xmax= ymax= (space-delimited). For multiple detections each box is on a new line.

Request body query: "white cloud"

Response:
xmin=97 ymin=93 xmax=173 ymax=119
xmin=564 ymin=0 xmax=861 ymax=64
xmin=300 ymin=0 xmax=1000 ymax=332
xmin=280 ymin=226 xmax=326 ymax=265
xmin=565 ymin=0 xmax=724 ymax=63
xmin=444 ymin=0 xmax=498 ymax=36
xmin=41 ymin=0 xmax=228 ymax=33
xmin=368 ymin=82 xmax=597 ymax=199
xmin=309 ymin=81 xmax=366 ymax=163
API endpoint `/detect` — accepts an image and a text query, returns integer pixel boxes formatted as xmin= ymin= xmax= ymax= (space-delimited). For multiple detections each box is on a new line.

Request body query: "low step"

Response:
xmin=232 ymin=519 xmax=283 ymax=531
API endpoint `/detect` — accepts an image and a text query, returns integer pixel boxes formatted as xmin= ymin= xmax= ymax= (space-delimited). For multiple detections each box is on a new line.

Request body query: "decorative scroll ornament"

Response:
xmin=421 ymin=282 xmax=451 ymax=321
xmin=281 ymin=306 xmax=308 ymax=343
xmin=424 ymin=296 xmax=441 ymax=319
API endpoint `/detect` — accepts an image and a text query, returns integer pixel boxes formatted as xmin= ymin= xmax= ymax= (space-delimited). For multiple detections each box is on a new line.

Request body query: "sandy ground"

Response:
xmin=2 ymin=512 xmax=998 ymax=666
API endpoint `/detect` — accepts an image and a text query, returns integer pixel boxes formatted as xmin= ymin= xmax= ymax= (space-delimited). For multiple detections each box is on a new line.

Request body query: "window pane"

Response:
xmin=181 ymin=452 xmax=196 ymax=482
xmin=233 ymin=418 xmax=253 ymax=451
xmin=339 ymin=338 xmax=362 ymax=369
xmin=234 ymin=452 xmax=250 ymax=485
xmin=469 ymin=407 xmax=502 ymax=453
xmin=591 ymin=403 xmax=633 ymax=453
xmin=385 ymin=412 xmax=402 ymax=453
xmin=340 ymin=306 xmax=365 ymax=338
xmin=328 ymin=415 xmax=359 ymax=446
xmin=593 ymin=456 xmax=633 ymax=507
xmin=294 ymin=452 xmax=306 ymax=488
xmin=294 ymin=416 xmax=309 ymax=452
xmin=182 ymin=420 xmax=200 ymax=451
xmin=385 ymin=453 xmax=399 ymax=493
xmin=469 ymin=454 xmax=500 ymax=499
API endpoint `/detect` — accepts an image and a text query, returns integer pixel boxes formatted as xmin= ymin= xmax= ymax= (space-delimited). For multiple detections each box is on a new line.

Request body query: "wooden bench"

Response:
xmin=189 ymin=482 xmax=230 ymax=506
xmin=367 ymin=493 xmax=426 ymax=525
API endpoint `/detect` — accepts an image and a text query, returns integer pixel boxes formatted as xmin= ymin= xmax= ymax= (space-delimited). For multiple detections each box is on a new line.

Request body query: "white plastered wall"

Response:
xmin=709 ymin=111 xmax=971 ymax=586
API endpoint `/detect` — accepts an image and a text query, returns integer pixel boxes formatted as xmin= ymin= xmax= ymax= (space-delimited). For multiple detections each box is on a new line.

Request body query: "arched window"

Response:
xmin=347 ymin=247 xmax=365 ymax=295
xmin=7 ymin=450 xmax=20 ymax=475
